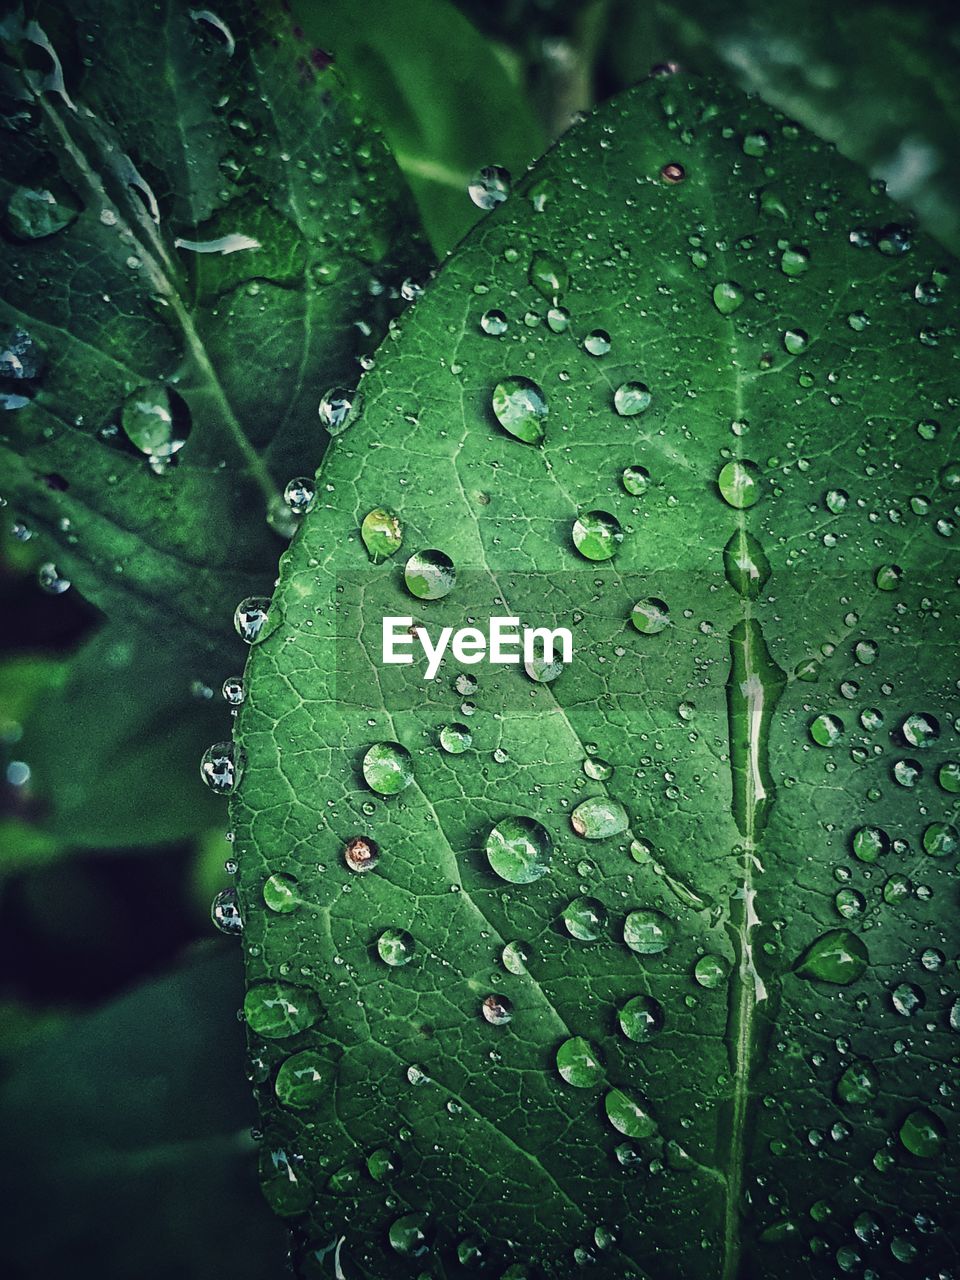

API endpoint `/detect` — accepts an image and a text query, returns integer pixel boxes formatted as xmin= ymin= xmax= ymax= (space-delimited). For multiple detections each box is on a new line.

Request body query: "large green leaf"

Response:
xmin=232 ymin=75 xmax=959 ymax=1277
xmin=0 ymin=947 xmax=287 ymax=1278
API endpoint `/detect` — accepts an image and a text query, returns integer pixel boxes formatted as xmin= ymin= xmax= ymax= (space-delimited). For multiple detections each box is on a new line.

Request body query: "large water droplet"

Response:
xmin=361 ymin=508 xmax=403 ymax=562
xmin=244 ymin=981 xmax=323 ymax=1037
xmin=613 ymin=382 xmax=652 ymax=416
xmin=809 ymin=713 xmax=844 ymax=747
xmin=263 ymin=872 xmax=300 ymax=913
xmin=572 ymin=511 xmax=622 ymax=561
xmin=344 ymin=835 xmax=381 ymax=874
xmin=723 ymin=529 xmax=771 ymax=598
xmin=528 ymin=250 xmax=568 ymax=301
xmin=485 ymin=816 xmax=552 ymax=883
xmin=562 ymin=896 xmax=607 ymax=940
xmin=901 ymin=712 xmax=940 ymax=748
xmin=234 ymin=596 xmax=272 ymax=644
xmin=630 ymin=597 xmax=670 ymax=634
xmin=439 ymin=722 xmax=472 ymax=754
xmin=211 ymin=886 xmax=242 ymax=934
xmin=200 ymin=741 xmax=243 ymax=793
xmin=378 ymin=928 xmax=415 ymax=966
xmin=121 ymin=384 xmax=190 ymax=460
xmin=491 ymin=376 xmax=548 ymax=445
xmin=717 ymin=459 xmax=761 ymax=508
xmin=502 ymin=939 xmax=532 ymax=974
xmin=694 ymin=954 xmax=729 ymax=989
xmin=712 ymin=281 xmax=744 ymax=314
xmin=851 ymin=825 xmax=889 ymax=863
xmin=389 ymin=1212 xmax=433 ymax=1257
xmin=618 ymin=994 xmax=664 ymax=1042
xmin=5 ymin=184 xmax=80 ymax=239
xmin=283 ymin=476 xmax=315 ymax=515
xmin=794 ymin=929 xmax=868 ymax=984
xmin=922 ymin=821 xmax=958 ymax=857
xmin=275 ymin=1050 xmax=330 ymax=1108
xmin=836 ymin=1059 xmax=878 ymax=1105
xmin=623 ymin=908 xmax=672 ymax=954
xmin=362 ymin=742 xmax=413 ymax=795
xmin=899 ymin=1109 xmax=945 ymax=1158
xmin=318 ymin=387 xmax=359 ymax=434
xmin=481 ymin=993 xmax=513 ymax=1025
xmin=604 ymin=1088 xmax=657 ymax=1138
xmin=468 ymin=166 xmax=510 ymax=209
xmin=404 ymin=550 xmax=456 ymax=600
xmin=570 ymin=796 xmax=628 ymax=839
xmin=556 ymin=1036 xmax=603 ymax=1087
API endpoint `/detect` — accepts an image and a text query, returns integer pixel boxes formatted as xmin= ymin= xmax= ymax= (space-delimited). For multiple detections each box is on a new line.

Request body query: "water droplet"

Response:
xmin=377 ymin=928 xmax=415 ymax=966
xmin=899 ymin=1108 xmax=944 ymax=1158
xmin=367 ymin=1147 xmax=401 ymax=1181
xmin=794 ymin=929 xmax=868 ymax=984
xmin=780 ymin=247 xmax=810 ymax=276
xmin=275 ymin=1050 xmax=330 ymax=1108
xmin=361 ymin=508 xmax=403 ymax=562
xmin=562 ymin=896 xmax=607 ymax=940
xmin=630 ymin=597 xmax=670 ymax=634
xmin=783 ymin=328 xmax=809 ymax=355
xmin=583 ymin=756 xmax=613 ymax=781
xmin=389 ymin=1212 xmax=433 ymax=1257
xmin=605 ymin=1087 xmax=657 ymax=1138
xmin=613 ymin=382 xmax=652 ymax=416
xmin=624 ymin=908 xmax=672 ymax=954
xmin=404 ymin=550 xmax=456 ymax=600
xmin=937 ymin=761 xmax=960 ymax=793
xmin=742 ymin=129 xmax=770 ymax=157
xmin=723 ymin=529 xmax=771 ymax=598
xmin=318 ymin=386 xmax=359 ymax=434
xmin=491 ymin=376 xmax=548 ymax=445
xmin=528 ymin=250 xmax=568 ymax=301
xmin=343 ymin=835 xmax=381 ymax=873
xmin=200 ymin=741 xmax=243 ymax=793
xmin=712 ymin=281 xmax=744 ymax=314
xmin=622 ymin=465 xmax=651 ymax=496
xmin=570 ymin=796 xmax=628 ymax=839
xmin=809 ymin=714 xmax=844 ymax=747
xmin=835 ymin=888 xmax=865 ymax=919
xmin=481 ymin=993 xmax=513 ymax=1025
xmin=37 ymin=562 xmax=70 ymax=594
xmin=480 ymin=309 xmax=508 ymax=335
xmin=362 ymin=741 xmax=413 ymax=795
xmin=922 ymin=821 xmax=957 ymax=857
xmin=851 ymin=825 xmax=889 ymax=863
xmin=263 ymin=872 xmax=300 ymax=913
xmin=694 ymin=954 xmax=729 ymax=988
xmin=282 ymin=476 xmax=315 ymax=515
xmin=717 ymin=459 xmax=761 ymax=508
xmin=556 ymin=1036 xmax=603 ymax=1087
xmin=244 ymin=981 xmax=323 ymax=1037
xmin=572 ymin=510 xmax=622 ymax=561
xmin=121 ymin=384 xmax=191 ymax=460
xmin=618 ymin=994 xmax=664 ymax=1041
xmin=891 ymin=981 xmax=925 ymax=1017
xmin=485 ymin=816 xmax=552 ymax=883
xmin=901 ymin=712 xmax=940 ymax=748
xmin=836 ymin=1059 xmax=878 ymax=1105
xmin=468 ymin=166 xmax=510 ymax=209
xmin=583 ymin=329 xmax=611 ymax=356
xmin=893 ymin=758 xmax=922 ymax=787
xmin=222 ymin=676 xmax=245 ymax=706
xmin=502 ymin=940 xmax=532 ymax=974
xmin=660 ymin=162 xmax=685 ymax=183
xmin=211 ymin=886 xmax=242 ymax=934
xmin=876 ymin=223 xmax=912 ymax=256
xmin=439 ymin=722 xmax=472 ymax=754
xmin=546 ymin=305 xmax=570 ymax=333
xmin=5 ymin=184 xmax=80 ymax=239
xmin=234 ymin=596 xmax=272 ymax=644
xmin=874 ymin=564 xmax=902 ymax=591
xmin=847 ymin=310 xmax=870 ymax=331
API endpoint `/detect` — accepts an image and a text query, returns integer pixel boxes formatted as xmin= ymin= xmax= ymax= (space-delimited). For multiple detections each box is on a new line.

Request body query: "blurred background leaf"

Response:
xmin=0 ymin=947 xmax=287 ymax=1280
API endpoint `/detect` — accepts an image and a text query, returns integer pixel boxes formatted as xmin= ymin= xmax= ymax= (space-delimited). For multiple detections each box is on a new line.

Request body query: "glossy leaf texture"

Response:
xmin=231 ymin=77 xmax=958 ymax=1277
xmin=0 ymin=0 xmax=427 ymax=643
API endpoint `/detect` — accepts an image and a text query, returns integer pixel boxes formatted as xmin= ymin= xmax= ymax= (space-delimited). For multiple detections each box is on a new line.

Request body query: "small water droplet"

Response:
xmin=318 ymin=386 xmax=360 ymax=434
xmin=200 ymin=741 xmax=244 ymax=793
xmin=361 ymin=508 xmax=403 ymax=562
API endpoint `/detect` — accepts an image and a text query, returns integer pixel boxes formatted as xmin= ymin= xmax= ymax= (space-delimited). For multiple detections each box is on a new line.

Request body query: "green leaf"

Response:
xmin=233 ymin=77 xmax=957 ymax=1276
xmin=0 ymin=0 xmax=428 ymax=647
xmin=0 ymin=947 xmax=287 ymax=1278
xmin=286 ymin=0 xmax=546 ymax=254
xmin=16 ymin=622 xmax=226 ymax=848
